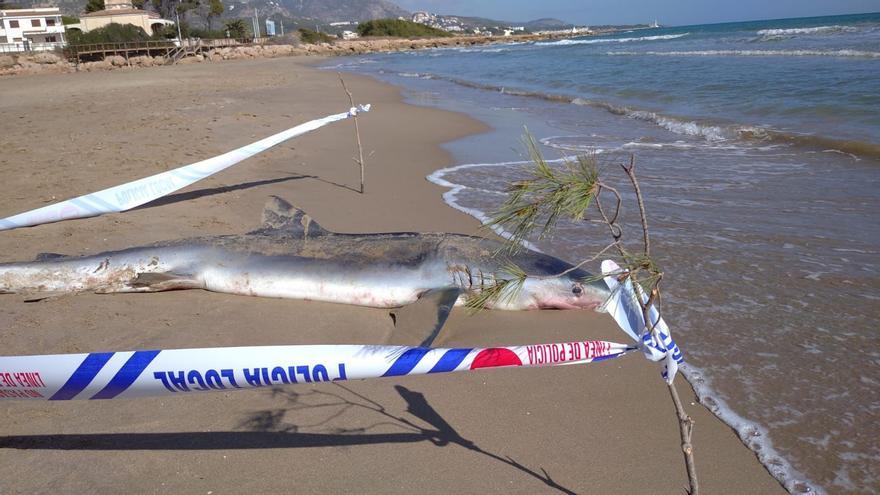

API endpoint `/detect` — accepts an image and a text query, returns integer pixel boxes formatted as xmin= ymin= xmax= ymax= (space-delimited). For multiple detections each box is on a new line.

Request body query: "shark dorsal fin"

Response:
xmin=257 ymin=196 xmax=330 ymax=237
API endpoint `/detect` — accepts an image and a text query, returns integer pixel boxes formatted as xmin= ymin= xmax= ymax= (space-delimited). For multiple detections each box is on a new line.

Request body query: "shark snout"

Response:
xmin=522 ymin=278 xmax=610 ymax=311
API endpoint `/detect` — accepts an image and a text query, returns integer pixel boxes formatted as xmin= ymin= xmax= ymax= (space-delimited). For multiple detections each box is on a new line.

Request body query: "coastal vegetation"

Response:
xmin=357 ymin=18 xmax=452 ymax=38
xmin=67 ymin=23 xmax=151 ymax=43
xmin=298 ymin=28 xmax=334 ymax=44
xmin=84 ymin=0 xmax=104 ymax=13
xmin=223 ymin=19 xmax=247 ymax=39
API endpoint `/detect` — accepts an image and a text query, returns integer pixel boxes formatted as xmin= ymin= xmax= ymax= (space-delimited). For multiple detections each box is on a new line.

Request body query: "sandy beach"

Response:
xmin=0 ymin=58 xmax=786 ymax=494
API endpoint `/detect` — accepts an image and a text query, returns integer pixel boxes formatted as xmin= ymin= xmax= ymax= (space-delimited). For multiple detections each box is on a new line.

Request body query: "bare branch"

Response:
xmin=338 ymin=73 xmax=366 ymax=194
xmin=622 ymin=155 xmax=651 ymax=256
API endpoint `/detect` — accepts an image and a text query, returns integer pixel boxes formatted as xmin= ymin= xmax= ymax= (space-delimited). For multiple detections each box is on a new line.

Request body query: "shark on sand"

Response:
xmin=0 ymin=197 xmax=610 ymax=345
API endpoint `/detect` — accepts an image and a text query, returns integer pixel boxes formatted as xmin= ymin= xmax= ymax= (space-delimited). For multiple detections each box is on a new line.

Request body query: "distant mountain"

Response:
xmin=523 ymin=18 xmax=571 ymax=29
xmin=239 ymin=0 xmax=409 ymax=22
xmin=16 ymin=0 xmax=409 ymax=21
xmin=410 ymin=13 xmax=574 ymax=34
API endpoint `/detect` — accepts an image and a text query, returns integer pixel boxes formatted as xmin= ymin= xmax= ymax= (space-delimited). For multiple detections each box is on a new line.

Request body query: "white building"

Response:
xmin=0 ymin=7 xmax=66 ymax=52
xmin=411 ymin=12 xmax=435 ymax=25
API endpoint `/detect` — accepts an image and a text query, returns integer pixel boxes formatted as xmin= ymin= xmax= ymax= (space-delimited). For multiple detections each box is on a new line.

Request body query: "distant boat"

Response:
xmin=650 ymin=19 xmax=660 ymax=28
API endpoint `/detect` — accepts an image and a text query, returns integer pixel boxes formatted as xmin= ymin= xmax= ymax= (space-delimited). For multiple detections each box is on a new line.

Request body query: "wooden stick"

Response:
xmin=338 ymin=74 xmax=365 ymax=194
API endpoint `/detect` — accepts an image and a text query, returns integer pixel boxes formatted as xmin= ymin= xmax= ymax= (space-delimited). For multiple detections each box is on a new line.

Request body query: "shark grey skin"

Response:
xmin=0 ymin=197 xmax=610 ymax=318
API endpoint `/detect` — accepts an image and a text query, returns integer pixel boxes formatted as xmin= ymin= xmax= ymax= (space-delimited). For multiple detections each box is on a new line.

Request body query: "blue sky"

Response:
xmin=393 ymin=0 xmax=880 ymax=26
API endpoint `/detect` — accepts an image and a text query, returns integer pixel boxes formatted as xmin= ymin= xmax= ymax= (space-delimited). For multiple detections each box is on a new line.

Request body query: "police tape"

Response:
xmin=0 ymin=339 xmax=633 ymax=400
xmin=601 ymin=259 xmax=684 ymax=384
xmin=0 ymin=105 xmax=371 ymax=231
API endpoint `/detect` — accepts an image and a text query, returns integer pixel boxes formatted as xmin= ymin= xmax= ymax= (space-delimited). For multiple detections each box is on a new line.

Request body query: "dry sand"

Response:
xmin=0 ymin=58 xmax=786 ymax=494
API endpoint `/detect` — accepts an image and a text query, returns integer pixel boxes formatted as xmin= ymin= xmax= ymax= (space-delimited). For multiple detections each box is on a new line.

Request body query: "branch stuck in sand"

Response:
xmin=338 ymin=74 xmax=366 ymax=194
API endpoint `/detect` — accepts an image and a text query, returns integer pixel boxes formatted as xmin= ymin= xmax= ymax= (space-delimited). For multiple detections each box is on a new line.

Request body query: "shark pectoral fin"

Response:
xmin=126 ymin=272 xmax=202 ymax=292
xmin=387 ymin=287 xmax=462 ymax=348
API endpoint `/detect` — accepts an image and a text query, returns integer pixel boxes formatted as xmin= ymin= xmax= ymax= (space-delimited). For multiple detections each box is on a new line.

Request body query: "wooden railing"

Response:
xmin=63 ymin=36 xmax=277 ymax=63
xmin=65 ymin=40 xmax=175 ymax=57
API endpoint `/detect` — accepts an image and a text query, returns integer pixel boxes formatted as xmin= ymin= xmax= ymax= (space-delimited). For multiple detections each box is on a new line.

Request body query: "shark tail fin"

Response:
xmin=255 ymin=196 xmax=330 ymax=237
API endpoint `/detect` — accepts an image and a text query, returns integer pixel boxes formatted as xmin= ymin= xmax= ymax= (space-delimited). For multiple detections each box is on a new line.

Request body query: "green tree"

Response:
xmin=206 ymin=0 xmax=223 ymax=30
xmin=85 ymin=0 xmax=105 ymax=13
xmin=297 ymin=28 xmax=333 ymax=44
xmin=357 ymin=19 xmax=452 ymax=38
xmin=224 ymin=19 xmax=246 ymax=39
xmin=67 ymin=23 xmax=150 ymax=43
xmin=150 ymin=0 xmax=177 ymax=20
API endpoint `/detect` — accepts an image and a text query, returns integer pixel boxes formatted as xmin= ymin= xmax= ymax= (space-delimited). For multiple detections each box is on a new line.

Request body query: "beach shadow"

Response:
xmin=0 ymin=384 xmax=575 ymax=494
xmin=133 ymin=175 xmax=312 ymax=210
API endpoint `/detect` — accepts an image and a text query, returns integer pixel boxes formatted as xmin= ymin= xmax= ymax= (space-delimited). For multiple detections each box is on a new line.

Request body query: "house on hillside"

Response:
xmin=66 ymin=0 xmax=175 ymax=36
xmin=0 ymin=7 xmax=66 ymax=52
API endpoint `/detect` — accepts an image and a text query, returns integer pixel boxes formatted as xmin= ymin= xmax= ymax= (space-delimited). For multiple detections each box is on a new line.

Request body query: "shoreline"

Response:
xmin=342 ymin=58 xmax=825 ymax=494
xmin=0 ymin=58 xmax=786 ymax=493
xmin=0 ymin=32 xmax=572 ymax=78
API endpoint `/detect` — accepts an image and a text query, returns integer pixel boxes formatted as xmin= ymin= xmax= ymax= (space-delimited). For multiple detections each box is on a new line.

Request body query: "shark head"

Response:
xmin=488 ymin=272 xmax=610 ymax=311
xmin=472 ymin=247 xmax=611 ymax=311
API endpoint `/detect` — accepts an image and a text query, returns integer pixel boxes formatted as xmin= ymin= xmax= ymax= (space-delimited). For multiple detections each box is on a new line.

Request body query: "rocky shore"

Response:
xmin=0 ymin=33 xmax=559 ymax=77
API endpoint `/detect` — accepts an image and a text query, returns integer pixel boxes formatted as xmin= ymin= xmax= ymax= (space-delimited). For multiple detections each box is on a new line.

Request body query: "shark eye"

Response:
xmin=572 ymin=284 xmax=583 ymax=296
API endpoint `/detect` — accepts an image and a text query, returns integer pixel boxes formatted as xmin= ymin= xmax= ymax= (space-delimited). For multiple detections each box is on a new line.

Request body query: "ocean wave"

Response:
xmin=756 ymin=25 xmax=859 ymax=36
xmin=605 ymin=49 xmax=880 ymax=58
xmin=538 ymin=33 xmax=689 ymax=46
xmin=375 ymin=66 xmax=880 ymax=159
xmin=397 ymin=72 xmax=880 ymax=158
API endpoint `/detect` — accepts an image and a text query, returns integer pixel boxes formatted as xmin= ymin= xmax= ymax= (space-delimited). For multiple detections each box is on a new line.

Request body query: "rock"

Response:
xmin=131 ymin=56 xmax=154 ymax=67
xmin=106 ymin=55 xmax=127 ymax=67
xmin=33 ymin=52 xmax=61 ymax=64
xmin=83 ymin=60 xmax=111 ymax=71
xmin=0 ymin=55 xmax=15 ymax=69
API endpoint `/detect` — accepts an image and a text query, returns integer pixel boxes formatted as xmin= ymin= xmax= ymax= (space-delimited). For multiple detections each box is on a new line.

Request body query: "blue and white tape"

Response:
xmin=0 ymin=105 xmax=371 ymax=231
xmin=0 ymin=339 xmax=633 ymax=401
xmin=601 ymin=259 xmax=685 ymax=383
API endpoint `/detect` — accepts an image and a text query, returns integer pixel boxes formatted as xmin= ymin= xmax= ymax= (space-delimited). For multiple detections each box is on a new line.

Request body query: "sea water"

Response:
xmin=330 ymin=12 xmax=880 ymax=494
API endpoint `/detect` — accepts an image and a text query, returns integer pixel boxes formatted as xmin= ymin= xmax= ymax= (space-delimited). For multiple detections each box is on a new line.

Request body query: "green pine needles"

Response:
xmin=488 ymin=133 xmax=600 ymax=254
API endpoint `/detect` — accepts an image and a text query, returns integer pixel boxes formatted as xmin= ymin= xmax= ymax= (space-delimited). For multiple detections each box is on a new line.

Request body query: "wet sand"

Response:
xmin=0 ymin=58 xmax=785 ymax=494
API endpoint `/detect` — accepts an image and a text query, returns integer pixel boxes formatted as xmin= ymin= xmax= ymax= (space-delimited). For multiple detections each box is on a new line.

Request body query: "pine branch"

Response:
xmin=473 ymin=131 xmax=699 ymax=494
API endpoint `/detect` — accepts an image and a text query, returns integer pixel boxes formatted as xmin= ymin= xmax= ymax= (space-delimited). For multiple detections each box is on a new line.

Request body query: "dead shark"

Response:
xmin=0 ymin=197 xmax=610 ymax=345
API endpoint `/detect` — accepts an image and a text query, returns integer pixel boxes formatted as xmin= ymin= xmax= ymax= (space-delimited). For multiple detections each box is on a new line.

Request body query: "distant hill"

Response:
xmin=410 ymin=13 xmax=574 ymax=34
xmin=523 ymin=18 xmax=571 ymax=30
xmin=14 ymin=0 xmax=409 ymax=20
xmin=227 ymin=0 xmax=408 ymax=22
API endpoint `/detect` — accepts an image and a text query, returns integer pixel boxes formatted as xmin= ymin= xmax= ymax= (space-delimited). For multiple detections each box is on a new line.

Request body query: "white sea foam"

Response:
xmin=539 ymin=135 xmax=607 ymax=153
xmin=606 ymin=49 xmax=880 ymax=58
xmin=426 ymin=159 xmax=575 ymax=253
xmin=539 ymin=33 xmax=689 ymax=46
xmin=427 ymin=158 xmax=826 ymax=495
xmin=756 ymin=25 xmax=858 ymax=36
xmin=626 ymin=110 xmax=731 ymax=141
xmin=684 ymin=364 xmax=826 ymax=494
